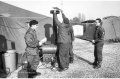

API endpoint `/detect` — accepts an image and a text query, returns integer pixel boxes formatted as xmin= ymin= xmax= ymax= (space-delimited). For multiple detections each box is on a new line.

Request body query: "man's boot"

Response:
xmin=93 ymin=61 xmax=102 ymax=69
xmin=28 ymin=68 xmax=41 ymax=78
xmin=92 ymin=60 xmax=98 ymax=66
xmin=27 ymin=63 xmax=41 ymax=78
xmin=69 ymin=57 xmax=74 ymax=63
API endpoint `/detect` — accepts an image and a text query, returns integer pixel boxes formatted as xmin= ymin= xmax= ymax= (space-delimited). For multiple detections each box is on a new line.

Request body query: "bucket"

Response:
xmin=3 ymin=50 xmax=16 ymax=73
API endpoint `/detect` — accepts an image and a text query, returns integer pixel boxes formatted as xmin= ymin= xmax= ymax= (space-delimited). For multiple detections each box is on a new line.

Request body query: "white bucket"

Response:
xmin=3 ymin=50 xmax=16 ymax=73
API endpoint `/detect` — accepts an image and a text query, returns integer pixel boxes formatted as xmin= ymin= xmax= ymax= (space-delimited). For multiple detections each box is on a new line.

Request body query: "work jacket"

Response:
xmin=94 ymin=26 xmax=105 ymax=42
xmin=24 ymin=28 xmax=39 ymax=55
xmin=54 ymin=14 xmax=71 ymax=44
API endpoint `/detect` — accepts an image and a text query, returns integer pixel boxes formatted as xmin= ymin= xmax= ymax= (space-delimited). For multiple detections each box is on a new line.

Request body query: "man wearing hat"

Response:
xmin=24 ymin=20 xmax=41 ymax=77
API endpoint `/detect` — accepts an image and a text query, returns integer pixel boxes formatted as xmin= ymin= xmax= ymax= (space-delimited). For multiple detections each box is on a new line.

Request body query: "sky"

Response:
xmin=2 ymin=0 xmax=120 ymax=20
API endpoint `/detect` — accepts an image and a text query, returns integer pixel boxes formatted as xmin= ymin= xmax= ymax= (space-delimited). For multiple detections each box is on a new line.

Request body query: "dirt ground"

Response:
xmin=8 ymin=38 xmax=120 ymax=78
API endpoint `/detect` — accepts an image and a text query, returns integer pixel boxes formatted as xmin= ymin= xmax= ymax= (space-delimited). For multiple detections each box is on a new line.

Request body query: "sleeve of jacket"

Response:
xmin=99 ymin=27 xmax=105 ymax=39
xmin=25 ymin=33 xmax=39 ymax=48
xmin=53 ymin=14 xmax=62 ymax=28
xmin=62 ymin=13 xmax=67 ymax=19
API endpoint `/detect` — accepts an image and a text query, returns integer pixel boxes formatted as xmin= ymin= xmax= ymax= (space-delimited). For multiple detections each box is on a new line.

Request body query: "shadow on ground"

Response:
xmin=74 ymin=54 xmax=93 ymax=65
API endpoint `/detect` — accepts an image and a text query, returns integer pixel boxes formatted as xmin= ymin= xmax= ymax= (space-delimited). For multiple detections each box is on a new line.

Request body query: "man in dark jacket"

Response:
xmin=53 ymin=7 xmax=71 ymax=72
xmin=92 ymin=18 xmax=105 ymax=69
xmin=24 ymin=20 xmax=41 ymax=77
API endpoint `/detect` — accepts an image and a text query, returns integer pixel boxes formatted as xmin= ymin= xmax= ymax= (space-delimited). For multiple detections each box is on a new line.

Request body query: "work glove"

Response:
xmin=39 ymin=42 xmax=43 ymax=46
xmin=39 ymin=38 xmax=47 ymax=46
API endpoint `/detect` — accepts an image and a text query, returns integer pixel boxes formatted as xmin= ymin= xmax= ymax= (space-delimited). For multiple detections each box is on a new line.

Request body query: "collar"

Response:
xmin=28 ymin=28 xmax=36 ymax=33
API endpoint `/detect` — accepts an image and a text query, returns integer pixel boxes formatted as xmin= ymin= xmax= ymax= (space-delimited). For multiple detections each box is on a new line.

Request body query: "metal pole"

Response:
xmin=53 ymin=13 xmax=57 ymax=45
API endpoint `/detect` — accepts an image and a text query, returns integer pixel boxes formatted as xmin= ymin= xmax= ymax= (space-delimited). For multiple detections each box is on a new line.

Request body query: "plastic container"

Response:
xmin=3 ymin=50 xmax=16 ymax=73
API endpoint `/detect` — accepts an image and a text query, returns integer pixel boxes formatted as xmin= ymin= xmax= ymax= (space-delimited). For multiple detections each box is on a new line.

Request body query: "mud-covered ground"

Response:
xmin=8 ymin=38 xmax=120 ymax=78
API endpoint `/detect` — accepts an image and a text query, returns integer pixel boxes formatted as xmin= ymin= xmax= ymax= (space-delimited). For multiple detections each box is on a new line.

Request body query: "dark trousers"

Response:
xmin=27 ymin=55 xmax=40 ymax=70
xmin=94 ymin=41 xmax=104 ymax=62
xmin=57 ymin=43 xmax=70 ymax=69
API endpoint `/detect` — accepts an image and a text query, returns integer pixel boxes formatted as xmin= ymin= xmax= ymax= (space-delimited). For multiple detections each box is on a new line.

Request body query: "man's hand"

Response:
xmin=39 ymin=41 xmax=43 ymax=46
xmin=39 ymin=38 xmax=47 ymax=46
xmin=53 ymin=7 xmax=63 ymax=13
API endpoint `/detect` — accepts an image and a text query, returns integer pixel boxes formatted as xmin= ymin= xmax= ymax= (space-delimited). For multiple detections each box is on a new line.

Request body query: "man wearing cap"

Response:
xmin=53 ymin=7 xmax=71 ymax=72
xmin=24 ymin=20 xmax=41 ymax=77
